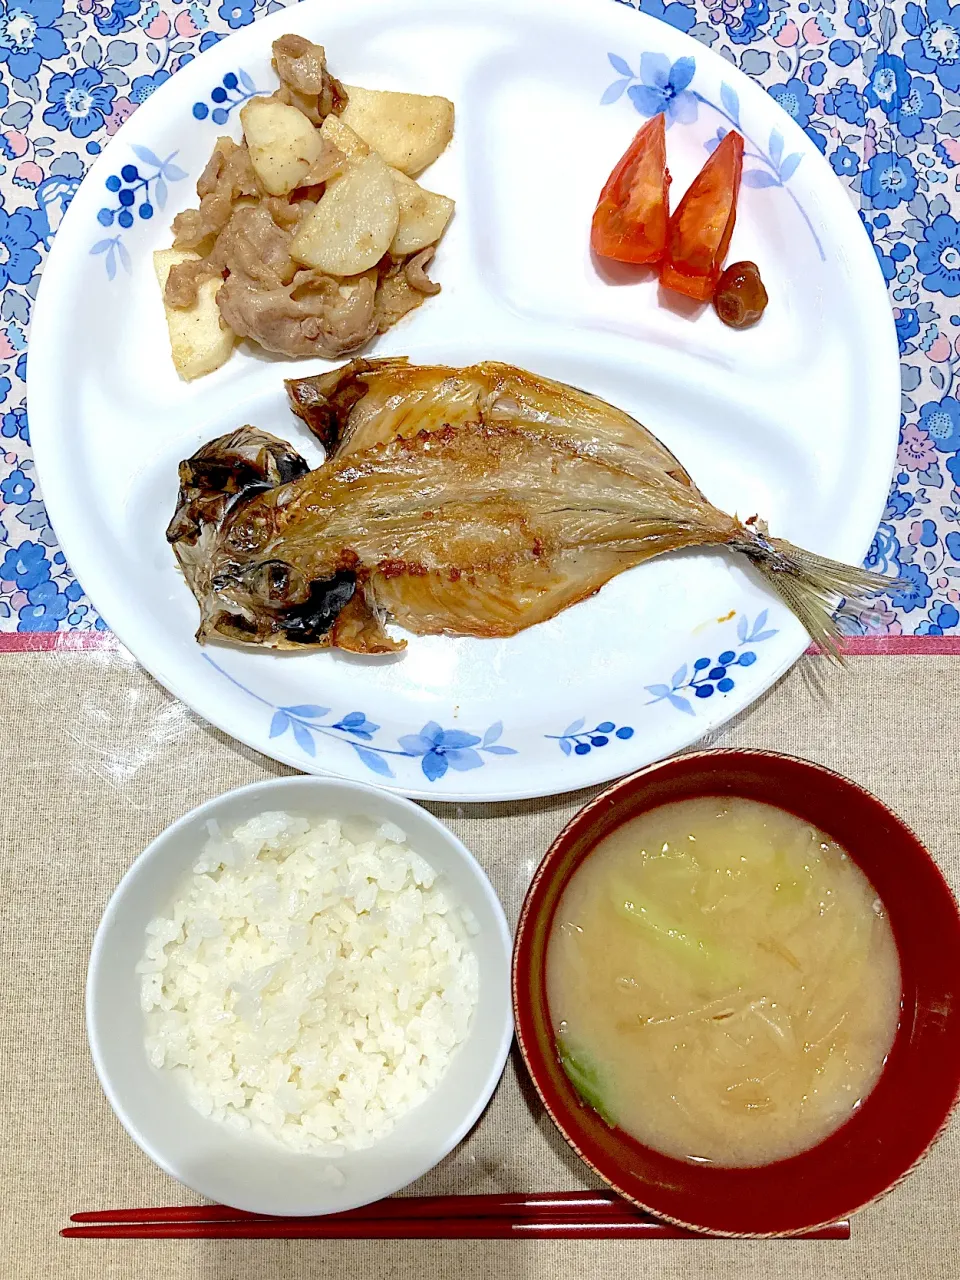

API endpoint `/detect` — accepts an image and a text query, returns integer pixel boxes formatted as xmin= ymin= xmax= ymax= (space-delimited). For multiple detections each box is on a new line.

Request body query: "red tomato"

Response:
xmin=591 ymin=114 xmax=671 ymax=265
xmin=660 ymin=130 xmax=744 ymax=303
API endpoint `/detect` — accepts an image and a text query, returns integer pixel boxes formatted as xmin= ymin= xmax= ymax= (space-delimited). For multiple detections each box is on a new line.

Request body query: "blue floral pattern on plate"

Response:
xmin=191 ymin=66 xmax=261 ymax=123
xmin=199 ymin=615 xmax=775 ymax=777
xmin=1 ymin=0 xmax=960 ymax=638
xmin=644 ymin=612 xmax=779 ymax=713
xmin=203 ymin=653 xmax=517 ymax=783
xmin=91 ymin=143 xmax=186 ymax=275
xmin=546 ymin=719 xmax=636 ymax=756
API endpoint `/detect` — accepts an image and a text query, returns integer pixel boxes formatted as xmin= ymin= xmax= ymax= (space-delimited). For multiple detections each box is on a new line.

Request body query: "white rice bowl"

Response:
xmin=139 ymin=812 xmax=481 ymax=1158
xmin=86 ymin=776 xmax=512 ymax=1216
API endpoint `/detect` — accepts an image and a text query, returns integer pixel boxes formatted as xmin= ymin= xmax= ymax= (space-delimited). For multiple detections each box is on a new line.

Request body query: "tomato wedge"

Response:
xmin=591 ymin=113 xmax=671 ymax=265
xmin=660 ymin=130 xmax=744 ymax=303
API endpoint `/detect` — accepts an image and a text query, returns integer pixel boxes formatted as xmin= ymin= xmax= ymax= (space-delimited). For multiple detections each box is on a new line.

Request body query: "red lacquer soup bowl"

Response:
xmin=512 ymin=750 xmax=960 ymax=1236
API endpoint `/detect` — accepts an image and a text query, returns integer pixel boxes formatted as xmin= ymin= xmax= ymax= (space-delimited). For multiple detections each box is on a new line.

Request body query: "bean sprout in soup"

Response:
xmin=546 ymin=798 xmax=901 ymax=1167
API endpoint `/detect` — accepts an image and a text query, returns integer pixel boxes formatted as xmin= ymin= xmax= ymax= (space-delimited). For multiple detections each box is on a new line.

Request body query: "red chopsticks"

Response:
xmin=63 ymin=1192 xmax=851 ymax=1240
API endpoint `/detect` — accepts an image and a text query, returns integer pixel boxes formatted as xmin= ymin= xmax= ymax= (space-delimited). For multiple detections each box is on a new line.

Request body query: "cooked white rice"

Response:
xmin=138 ymin=811 xmax=480 ymax=1156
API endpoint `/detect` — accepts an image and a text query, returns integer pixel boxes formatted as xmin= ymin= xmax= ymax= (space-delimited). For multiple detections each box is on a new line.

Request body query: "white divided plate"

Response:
xmin=28 ymin=0 xmax=899 ymax=801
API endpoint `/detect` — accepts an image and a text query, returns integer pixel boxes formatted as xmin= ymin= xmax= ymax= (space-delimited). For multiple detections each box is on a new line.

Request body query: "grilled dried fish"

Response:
xmin=168 ymin=359 xmax=893 ymax=654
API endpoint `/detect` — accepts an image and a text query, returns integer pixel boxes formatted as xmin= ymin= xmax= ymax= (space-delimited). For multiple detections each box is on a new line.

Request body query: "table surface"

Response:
xmin=1 ymin=2 xmax=959 ymax=1278
xmin=1 ymin=648 xmax=959 ymax=1280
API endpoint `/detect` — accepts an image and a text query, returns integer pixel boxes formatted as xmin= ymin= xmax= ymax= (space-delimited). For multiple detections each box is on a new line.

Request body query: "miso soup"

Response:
xmin=546 ymin=797 xmax=901 ymax=1167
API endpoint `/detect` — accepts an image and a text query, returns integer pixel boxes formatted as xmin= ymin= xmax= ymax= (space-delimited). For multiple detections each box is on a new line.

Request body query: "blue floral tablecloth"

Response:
xmin=0 ymin=0 xmax=955 ymax=638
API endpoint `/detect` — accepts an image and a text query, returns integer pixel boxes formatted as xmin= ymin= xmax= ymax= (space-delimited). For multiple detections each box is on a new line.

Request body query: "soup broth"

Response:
xmin=546 ymin=797 xmax=901 ymax=1167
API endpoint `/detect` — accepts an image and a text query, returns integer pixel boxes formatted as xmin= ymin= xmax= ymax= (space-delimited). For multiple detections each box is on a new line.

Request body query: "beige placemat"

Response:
xmin=1 ymin=650 xmax=957 ymax=1280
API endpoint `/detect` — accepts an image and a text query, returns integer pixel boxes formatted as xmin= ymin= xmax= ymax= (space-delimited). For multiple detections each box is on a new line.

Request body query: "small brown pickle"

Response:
xmin=713 ymin=260 xmax=768 ymax=328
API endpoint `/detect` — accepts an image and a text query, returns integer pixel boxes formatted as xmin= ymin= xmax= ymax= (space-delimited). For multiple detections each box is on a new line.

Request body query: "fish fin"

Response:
xmin=285 ymin=358 xmax=410 ymax=455
xmin=330 ymin=588 xmax=405 ymax=653
xmin=732 ymin=520 xmax=904 ymax=662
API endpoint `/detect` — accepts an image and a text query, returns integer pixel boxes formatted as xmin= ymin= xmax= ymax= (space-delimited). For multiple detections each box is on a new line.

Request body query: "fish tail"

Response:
xmin=730 ymin=519 xmax=900 ymax=658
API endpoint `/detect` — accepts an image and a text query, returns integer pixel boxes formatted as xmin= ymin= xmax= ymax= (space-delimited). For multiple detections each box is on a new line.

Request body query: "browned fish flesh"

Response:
xmin=167 ymin=359 xmax=894 ymax=654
